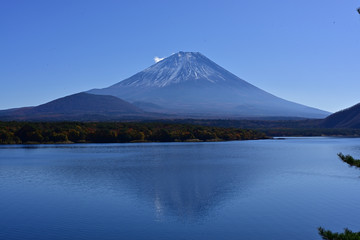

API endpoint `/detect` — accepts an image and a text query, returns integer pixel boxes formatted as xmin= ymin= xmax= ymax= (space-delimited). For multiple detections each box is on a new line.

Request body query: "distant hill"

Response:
xmin=322 ymin=103 xmax=360 ymax=128
xmin=0 ymin=93 xmax=163 ymax=121
xmin=33 ymin=92 xmax=143 ymax=114
xmin=88 ymin=51 xmax=330 ymax=118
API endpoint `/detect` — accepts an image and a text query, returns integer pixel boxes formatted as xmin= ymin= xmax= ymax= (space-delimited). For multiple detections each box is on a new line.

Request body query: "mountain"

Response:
xmin=88 ymin=51 xmax=330 ymax=118
xmin=0 ymin=92 xmax=157 ymax=121
xmin=322 ymin=103 xmax=360 ymax=128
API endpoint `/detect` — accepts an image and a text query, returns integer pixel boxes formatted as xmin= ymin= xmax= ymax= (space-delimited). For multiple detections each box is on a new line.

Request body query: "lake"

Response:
xmin=0 ymin=137 xmax=360 ymax=240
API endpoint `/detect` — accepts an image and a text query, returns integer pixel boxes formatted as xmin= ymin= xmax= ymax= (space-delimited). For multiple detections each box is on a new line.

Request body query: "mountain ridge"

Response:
xmin=322 ymin=103 xmax=360 ymax=128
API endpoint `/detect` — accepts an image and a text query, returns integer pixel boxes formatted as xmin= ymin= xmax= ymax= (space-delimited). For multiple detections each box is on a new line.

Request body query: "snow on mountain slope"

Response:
xmin=115 ymin=52 xmax=235 ymax=87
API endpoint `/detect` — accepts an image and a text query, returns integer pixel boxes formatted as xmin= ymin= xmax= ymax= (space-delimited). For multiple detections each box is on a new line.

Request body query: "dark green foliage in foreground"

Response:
xmin=317 ymin=153 xmax=360 ymax=239
xmin=318 ymin=227 xmax=360 ymax=240
xmin=337 ymin=153 xmax=360 ymax=168
xmin=0 ymin=121 xmax=268 ymax=144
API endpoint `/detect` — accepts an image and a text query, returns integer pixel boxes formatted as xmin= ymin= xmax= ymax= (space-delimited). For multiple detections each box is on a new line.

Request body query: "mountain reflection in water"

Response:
xmin=41 ymin=142 xmax=257 ymax=220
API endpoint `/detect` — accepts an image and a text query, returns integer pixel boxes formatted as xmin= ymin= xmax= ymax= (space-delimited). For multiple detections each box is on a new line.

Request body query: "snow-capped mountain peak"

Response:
xmin=113 ymin=51 xmax=234 ymax=88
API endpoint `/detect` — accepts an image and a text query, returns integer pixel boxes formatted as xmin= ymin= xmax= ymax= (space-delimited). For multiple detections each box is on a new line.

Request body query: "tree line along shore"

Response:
xmin=0 ymin=121 xmax=269 ymax=144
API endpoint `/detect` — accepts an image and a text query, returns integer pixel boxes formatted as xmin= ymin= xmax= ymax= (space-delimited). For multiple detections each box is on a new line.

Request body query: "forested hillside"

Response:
xmin=0 ymin=122 xmax=268 ymax=144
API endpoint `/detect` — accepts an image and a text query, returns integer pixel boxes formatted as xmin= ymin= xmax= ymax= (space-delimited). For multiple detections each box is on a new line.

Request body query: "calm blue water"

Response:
xmin=0 ymin=137 xmax=360 ymax=240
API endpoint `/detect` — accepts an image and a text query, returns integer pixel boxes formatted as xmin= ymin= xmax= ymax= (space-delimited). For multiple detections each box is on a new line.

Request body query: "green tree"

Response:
xmin=151 ymin=128 xmax=173 ymax=142
xmin=15 ymin=124 xmax=44 ymax=143
xmin=0 ymin=130 xmax=16 ymax=144
xmin=87 ymin=129 xmax=117 ymax=143
xmin=49 ymin=132 xmax=68 ymax=142
xmin=337 ymin=153 xmax=360 ymax=168
xmin=318 ymin=153 xmax=360 ymax=240
xmin=68 ymin=129 xmax=84 ymax=142
xmin=318 ymin=227 xmax=360 ymax=240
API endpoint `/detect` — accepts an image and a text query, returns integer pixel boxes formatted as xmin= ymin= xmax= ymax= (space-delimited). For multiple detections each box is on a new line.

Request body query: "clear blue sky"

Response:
xmin=1 ymin=0 xmax=359 ymax=113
